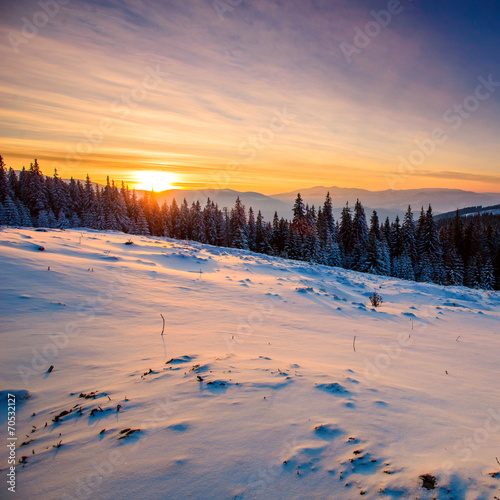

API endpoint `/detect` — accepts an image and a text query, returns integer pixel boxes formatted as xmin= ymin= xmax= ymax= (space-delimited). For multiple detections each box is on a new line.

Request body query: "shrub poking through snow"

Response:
xmin=369 ymin=292 xmax=383 ymax=307
xmin=419 ymin=474 xmax=436 ymax=490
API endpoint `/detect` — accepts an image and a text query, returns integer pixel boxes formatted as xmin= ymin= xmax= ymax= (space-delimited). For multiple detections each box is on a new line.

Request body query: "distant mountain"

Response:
xmin=151 ymin=189 xmax=291 ymax=222
xmin=144 ymin=186 xmax=500 ymax=223
xmin=56 ymin=171 xmax=499 ymax=223
xmin=435 ymin=203 xmax=500 ymax=221
xmin=15 ymin=171 xmax=500 ymax=222
xmin=272 ymin=186 xmax=500 ymax=218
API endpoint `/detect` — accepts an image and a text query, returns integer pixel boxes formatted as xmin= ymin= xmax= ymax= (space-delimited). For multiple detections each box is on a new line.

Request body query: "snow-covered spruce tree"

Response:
xmin=82 ymin=175 xmax=97 ymax=228
xmin=175 ymin=199 xmax=189 ymax=239
xmin=401 ymin=205 xmax=417 ymax=267
xmin=135 ymin=209 xmax=150 ymax=236
xmin=57 ymin=209 xmax=71 ymax=229
xmin=36 ymin=209 xmax=50 ymax=228
xmin=247 ymin=207 xmax=256 ymax=252
xmin=0 ymin=195 xmax=21 ymax=226
xmin=167 ymin=198 xmax=179 ymax=238
xmin=0 ymin=156 xmax=11 ymax=203
xmin=203 ymin=199 xmax=218 ymax=246
xmin=230 ymin=197 xmax=248 ymax=249
xmin=284 ymin=226 xmax=299 ymax=260
xmin=68 ymin=178 xmax=84 ymax=222
xmin=17 ymin=201 xmax=33 ymax=227
xmin=465 ymin=253 xmax=482 ymax=289
xmin=416 ymin=205 xmax=444 ymax=283
xmin=365 ymin=211 xmax=390 ymax=276
xmin=255 ymin=211 xmax=271 ymax=254
xmin=271 ymin=213 xmax=288 ymax=256
xmin=317 ymin=192 xmax=340 ymax=266
xmin=304 ymin=224 xmax=322 ymax=264
xmin=351 ymin=199 xmax=369 ymax=272
xmin=190 ymin=201 xmax=206 ymax=243
xmin=339 ymin=202 xmax=353 ymax=268
xmin=215 ymin=205 xmax=228 ymax=247
xmin=292 ymin=193 xmax=305 ymax=223
xmin=494 ymin=246 xmax=500 ymax=290
xmin=391 ymin=251 xmax=415 ymax=281
xmin=481 ymin=258 xmax=495 ymax=290
xmin=444 ymin=248 xmax=464 ymax=286
xmin=389 ymin=216 xmax=403 ymax=261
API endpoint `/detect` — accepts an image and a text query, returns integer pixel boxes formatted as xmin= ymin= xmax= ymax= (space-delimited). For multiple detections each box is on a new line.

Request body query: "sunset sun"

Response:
xmin=134 ymin=171 xmax=177 ymax=192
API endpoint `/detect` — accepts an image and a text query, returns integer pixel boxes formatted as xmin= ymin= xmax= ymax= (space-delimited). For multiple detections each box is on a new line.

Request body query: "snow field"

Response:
xmin=0 ymin=227 xmax=499 ymax=499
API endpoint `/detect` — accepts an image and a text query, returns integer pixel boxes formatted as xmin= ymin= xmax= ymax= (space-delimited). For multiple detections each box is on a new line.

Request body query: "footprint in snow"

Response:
xmin=165 ymin=355 xmax=195 ymax=365
xmin=314 ymin=423 xmax=343 ymax=441
xmin=316 ymin=382 xmax=352 ymax=398
xmin=166 ymin=422 xmax=190 ymax=432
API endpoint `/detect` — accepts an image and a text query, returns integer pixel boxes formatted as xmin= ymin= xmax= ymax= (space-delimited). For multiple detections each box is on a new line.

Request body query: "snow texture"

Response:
xmin=0 ymin=227 xmax=499 ymax=499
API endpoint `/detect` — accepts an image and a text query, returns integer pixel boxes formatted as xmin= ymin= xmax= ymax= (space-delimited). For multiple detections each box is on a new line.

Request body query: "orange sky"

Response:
xmin=1 ymin=1 xmax=500 ymax=194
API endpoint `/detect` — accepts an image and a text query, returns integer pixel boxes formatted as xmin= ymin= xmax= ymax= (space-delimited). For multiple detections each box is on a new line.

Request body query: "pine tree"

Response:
xmin=18 ymin=201 xmax=33 ymax=227
xmin=175 ymin=199 xmax=189 ymax=239
xmin=247 ymin=207 xmax=256 ymax=251
xmin=394 ymin=252 xmax=415 ymax=281
xmin=401 ymin=206 xmax=417 ymax=266
xmin=339 ymin=202 xmax=353 ymax=267
xmin=36 ymin=209 xmax=50 ymax=228
xmin=444 ymin=248 xmax=464 ymax=286
xmin=465 ymin=254 xmax=482 ymax=289
xmin=203 ymin=199 xmax=218 ymax=246
xmin=168 ymin=198 xmax=179 ymax=238
xmin=351 ymin=200 xmax=368 ymax=271
xmin=388 ymin=216 xmax=404 ymax=265
xmin=304 ymin=225 xmax=322 ymax=263
xmin=135 ymin=209 xmax=150 ymax=235
xmin=365 ymin=212 xmax=390 ymax=276
xmin=0 ymin=156 xmax=10 ymax=203
xmin=187 ymin=201 xmax=205 ymax=242
xmin=0 ymin=195 xmax=21 ymax=226
xmin=481 ymin=258 xmax=495 ymax=290
xmin=292 ymin=193 xmax=305 ymax=223
xmin=255 ymin=211 xmax=268 ymax=253
xmin=416 ymin=205 xmax=444 ymax=283
xmin=230 ymin=197 xmax=248 ymax=249
xmin=284 ymin=228 xmax=299 ymax=260
xmin=82 ymin=175 xmax=97 ymax=228
xmin=25 ymin=160 xmax=49 ymax=221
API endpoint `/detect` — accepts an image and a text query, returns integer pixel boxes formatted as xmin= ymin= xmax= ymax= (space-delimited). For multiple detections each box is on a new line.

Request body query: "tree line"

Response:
xmin=1 ymin=157 xmax=499 ymax=290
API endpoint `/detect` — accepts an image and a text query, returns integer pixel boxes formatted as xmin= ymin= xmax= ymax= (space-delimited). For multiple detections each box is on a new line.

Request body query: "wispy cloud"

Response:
xmin=1 ymin=0 xmax=499 ymax=193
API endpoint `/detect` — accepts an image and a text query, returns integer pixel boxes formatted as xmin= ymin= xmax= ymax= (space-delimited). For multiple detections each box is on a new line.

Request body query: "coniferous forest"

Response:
xmin=1 ymin=157 xmax=499 ymax=290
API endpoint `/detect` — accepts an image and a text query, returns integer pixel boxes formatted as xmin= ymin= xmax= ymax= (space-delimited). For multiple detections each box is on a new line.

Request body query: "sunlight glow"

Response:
xmin=134 ymin=171 xmax=177 ymax=192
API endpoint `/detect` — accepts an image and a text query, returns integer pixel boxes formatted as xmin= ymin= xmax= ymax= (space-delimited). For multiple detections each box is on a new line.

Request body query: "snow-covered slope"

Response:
xmin=1 ymin=228 xmax=499 ymax=499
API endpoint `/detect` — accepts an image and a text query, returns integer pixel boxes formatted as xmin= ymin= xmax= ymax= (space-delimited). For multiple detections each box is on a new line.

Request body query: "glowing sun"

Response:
xmin=134 ymin=171 xmax=177 ymax=192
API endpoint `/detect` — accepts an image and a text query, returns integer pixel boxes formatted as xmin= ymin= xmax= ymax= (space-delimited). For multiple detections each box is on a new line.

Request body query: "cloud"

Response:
xmin=0 ymin=0 xmax=499 ymax=193
xmin=412 ymin=170 xmax=500 ymax=185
